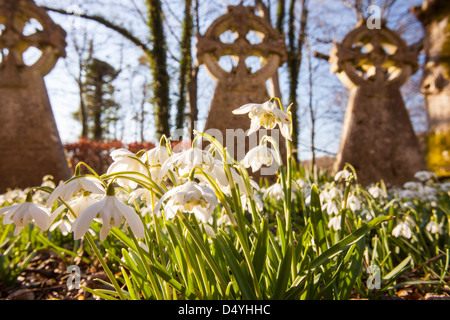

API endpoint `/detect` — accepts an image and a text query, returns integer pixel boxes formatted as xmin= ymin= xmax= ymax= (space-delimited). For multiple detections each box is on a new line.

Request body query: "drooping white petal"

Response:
xmin=110 ymin=148 xmax=135 ymax=161
xmin=28 ymin=204 xmax=51 ymax=231
xmin=247 ymin=117 xmax=262 ymax=136
xmin=232 ymin=103 xmax=259 ymax=114
xmin=114 ymin=197 xmax=145 ymax=238
xmin=328 ymin=215 xmax=341 ymax=231
xmin=0 ymin=203 xmax=21 ymax=224
xmin=72 ymin=197 xmax=106 ymax=240
xmin=279 ymin=122 xmax=292 ymax=141
xmin=153 ymin=184 xmax=183 ymax=216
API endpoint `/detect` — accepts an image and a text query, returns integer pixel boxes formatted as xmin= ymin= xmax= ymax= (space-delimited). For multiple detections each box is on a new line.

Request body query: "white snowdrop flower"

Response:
xmin=392 ymin=222 xmax=412 ymax=239
xmin=54 ymin=193 xmax=101 ymax=222
xmin=159 ymin=147 xmax=215 ymax=181
xmin=107 ymin=148 xmax=148 ymax=189
xmin=140 ymin=146 xmax=170 ymax=182
xmin=425 ymin=220 xmax=442 ymax=235
xmin=404 ymin=216 xmax=417 ymax=228
xmin=399 ymin=189 xmax=417 ymax=200
xmin=72 ymin=194 xmax=145 ymax=241
xmin=128 ymin=188 xmax=157 ymax=216
xmin=46 ymin=176 xmax=105 ymax=207
xmin=232 ymin=100 xmax=292 ymax=141
xmin=347 ymin=194 xmax=361 ymax=211
xmin=414 ymin=171 xmax=437 ymax=182
xmin=206 ymin=160 xmax=259 ymax=197
xmin=263 ymin=183 xmax=284 ymax=201
xmin=334 ymin=169 xmax=351 ymax=182
xmin=404 ymin=201 xmax=415 ymax=209
xmin=217 ymin=214 xmax=233 ymax=227
xmin=295 ymin=178 xmax=307 ymax=189
xmin=243 ymin=144 xmax=280 ymax=173
xmin=138 ymin=241 xmax=149 ymax=252
xmin=368 ymin=186 xmax=387 ymax=199
xmin=438 ymin=182 xmax=450 ymax=192
xmin=0 ymin=200 xmax=52 ymax=236
xmin=304 ymin=194 xmax=311 ymax=207
xmin=154 ymin=181 xmax=217 ymax=224
xmin=403 ymin=181 xmax=422 ymax=190
xmin=320 ymin=186 xmax=341 ymax=204
xmin=202 ymin=224 xmax=216 ymax=238
xmin=328 ymin=215 xmax=341 ymax=231
xmin=49 ymin=219 xmax=72 ymax=236
xmin=240 ymin=194 xmax=264 ymax=212
xmin=419 ymin=186 xmax=437 ymax=198
xmin=360 ymin=209 xmax=374 ymax=221
xmin=322 ymin=200 xmax=339 ymax=216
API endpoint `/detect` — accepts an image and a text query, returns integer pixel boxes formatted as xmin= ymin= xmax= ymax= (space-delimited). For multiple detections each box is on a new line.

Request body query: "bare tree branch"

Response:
xmin=41 ymin=6 xmax=152 ymax=58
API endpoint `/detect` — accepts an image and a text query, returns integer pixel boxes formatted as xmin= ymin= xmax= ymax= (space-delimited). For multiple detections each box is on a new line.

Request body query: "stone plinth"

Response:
xmin=0 ymin=0 xmax=71 ymax=192
xmin=196 ymin=5 xmax=287 ymax=179
xmin=330 ymin=21 xmax=426 ymax=186
xmin=413 ymin=0 xmax=450 ymax=177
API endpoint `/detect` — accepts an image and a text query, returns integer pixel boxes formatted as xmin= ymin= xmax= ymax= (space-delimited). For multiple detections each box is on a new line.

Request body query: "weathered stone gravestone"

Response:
xmin=330 ymin=20 xmax=426 ymax=186
xmin=413 ymin=0 xmax=450 ymax=178
xmin=0 ymin=0 xmax=71 ymax=193
xmin=196 ymin=4 xmax=287 ymax=175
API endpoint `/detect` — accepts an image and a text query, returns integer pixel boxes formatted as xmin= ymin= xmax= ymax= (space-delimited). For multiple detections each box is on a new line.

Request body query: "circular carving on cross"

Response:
xmin=197 ymin=4 xmax=286 ymax=85
xmin=0 ymin=0 xmax=66 ymax=86
xmin=329 ymin=21 xmax=418 ymax=89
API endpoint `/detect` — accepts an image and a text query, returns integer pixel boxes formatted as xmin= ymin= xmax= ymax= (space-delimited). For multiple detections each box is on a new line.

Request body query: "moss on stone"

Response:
xmin=426 ymin=131 xmax=450 ymax=177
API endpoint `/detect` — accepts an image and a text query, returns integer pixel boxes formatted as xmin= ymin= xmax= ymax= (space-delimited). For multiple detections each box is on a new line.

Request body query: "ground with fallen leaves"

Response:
xmin=1 ymin=248 xmax=449 ymax=300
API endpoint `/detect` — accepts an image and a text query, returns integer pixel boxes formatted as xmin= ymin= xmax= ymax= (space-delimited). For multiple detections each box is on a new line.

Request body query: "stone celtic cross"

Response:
xmin=197 ymin=4 xmax=287 ymax=173
xmin=0 ymin=0 xmax=71 ymax=192
xmin=330 ymin=20 xmax=425 ymax=186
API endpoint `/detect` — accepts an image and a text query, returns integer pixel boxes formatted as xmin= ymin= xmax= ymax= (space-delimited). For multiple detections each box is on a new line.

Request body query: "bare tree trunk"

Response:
xmin=307 ymin=41 xmax=315 ymax=173
xmin=147 ymin=0 xmax=171 ymax=140
xmin=187 ymin=0 xmax=200 ymax=140
xmin=287 ymin=0 xmax=309 ymax=160
xmin=175 ymin=0 xmax=193 ymax=133
xmin=275 ymin=0 xmax=286 ymax=34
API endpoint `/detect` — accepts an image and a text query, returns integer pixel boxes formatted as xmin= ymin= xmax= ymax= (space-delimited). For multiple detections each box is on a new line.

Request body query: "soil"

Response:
xmin=0 ymin=249 xmax=109 ymax=300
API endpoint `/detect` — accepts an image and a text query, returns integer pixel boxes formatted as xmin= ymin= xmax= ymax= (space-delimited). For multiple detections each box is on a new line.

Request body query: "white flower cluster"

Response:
xmin=0 ymin=100 xmax=293 ymax=242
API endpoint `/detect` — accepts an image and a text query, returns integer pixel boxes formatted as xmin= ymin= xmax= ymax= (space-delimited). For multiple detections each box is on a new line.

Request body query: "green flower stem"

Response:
xmin=340 ymin=177 xmax=354 ymax=239
xmin=74 ymin=161 xmax=102 ymax=179
xmin=100 ymin=171 xmax=166 ymax=194
xmin=84 ymin=233 xmax=127 ymax=300
xmin=178 ymin=213 xmax=228 ymax=296
xmin=128 ymin=228 xmax=165 ymax=300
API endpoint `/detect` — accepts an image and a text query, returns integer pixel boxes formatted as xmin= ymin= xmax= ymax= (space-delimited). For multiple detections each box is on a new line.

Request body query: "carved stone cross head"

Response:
xmin=329 ymin=20 xmax=418 ymax=89
xmin=0 ymin=0 xmax=66 ymax=87
xmin=196 ymin=4 xmax=286 ymax=85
